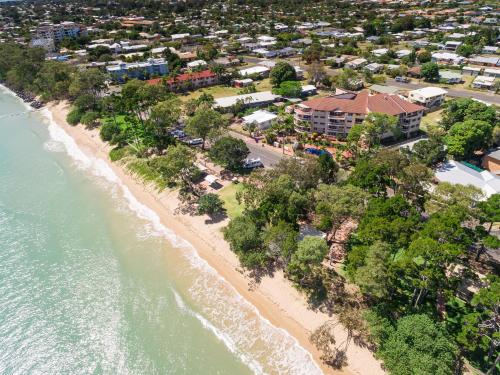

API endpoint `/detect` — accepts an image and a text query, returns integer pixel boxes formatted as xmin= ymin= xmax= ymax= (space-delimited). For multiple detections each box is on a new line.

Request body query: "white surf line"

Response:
xmin=36 ymin=105 xmax=324 ymax=375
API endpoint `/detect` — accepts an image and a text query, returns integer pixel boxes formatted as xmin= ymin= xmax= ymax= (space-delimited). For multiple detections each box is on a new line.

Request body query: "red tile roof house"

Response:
xmin=293 ymin=91 xmax=425 ymax=139
xmin=147 ymin=70 xmax=219 ymax=92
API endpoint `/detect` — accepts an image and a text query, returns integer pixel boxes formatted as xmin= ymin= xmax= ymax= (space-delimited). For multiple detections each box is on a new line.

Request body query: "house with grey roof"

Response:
xmin=435 ymin=160 xmax=500 ymax=198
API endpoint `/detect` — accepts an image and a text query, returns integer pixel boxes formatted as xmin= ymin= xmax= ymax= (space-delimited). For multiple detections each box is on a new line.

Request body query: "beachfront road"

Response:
xmin=229 ymin=131 xmax=285 ymax=168
xmin=386 ymin=78 xmax=500 ymax=105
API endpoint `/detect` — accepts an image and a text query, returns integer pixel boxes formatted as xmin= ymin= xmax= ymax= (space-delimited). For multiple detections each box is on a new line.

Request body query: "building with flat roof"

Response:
xmin=408 ymin=87 xmax=448 ymax=109
xmin=242 ymin=110 xmax=278 ymax=130
xmin=107 ymin=58 xmax=168 ymax=82
xmin=34 ymin=22 xmax=86 ymax=42
xmin=293 ymin=91 xmax=424 ymax=139
xmin=214 ymin=91 xmax=280 ymax=110
xmin=238 ymin=66 xmax=270 ymax=78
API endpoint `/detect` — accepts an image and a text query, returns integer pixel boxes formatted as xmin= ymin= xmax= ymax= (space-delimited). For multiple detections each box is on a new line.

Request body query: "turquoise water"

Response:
xmin=0 ymin=88 xmax=322 ymax=375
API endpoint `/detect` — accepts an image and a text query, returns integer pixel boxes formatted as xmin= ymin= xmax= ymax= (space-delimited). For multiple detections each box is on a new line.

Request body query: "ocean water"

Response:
xmin=0 ymin=87 xmax=322 ymax=375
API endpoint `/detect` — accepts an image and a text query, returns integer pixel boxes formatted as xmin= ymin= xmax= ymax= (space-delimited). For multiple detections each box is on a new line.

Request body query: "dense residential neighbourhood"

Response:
xmin=0 ymin=0 xmax=499 ymax=374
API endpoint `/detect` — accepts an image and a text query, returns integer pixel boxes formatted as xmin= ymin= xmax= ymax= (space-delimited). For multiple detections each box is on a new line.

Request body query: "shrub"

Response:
xmin=66 ymin=107 xmax=83 ymax=126
xmin=109 ymin=147 xmax=128 ymax=162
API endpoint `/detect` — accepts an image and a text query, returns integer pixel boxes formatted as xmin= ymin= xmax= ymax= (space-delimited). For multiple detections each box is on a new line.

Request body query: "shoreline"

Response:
xmin=42 ymin=99 xmax=384 ymax=375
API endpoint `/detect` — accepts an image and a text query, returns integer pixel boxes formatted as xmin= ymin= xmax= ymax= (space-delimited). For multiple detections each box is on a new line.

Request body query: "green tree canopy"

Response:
xmin=185 ymin=105 xmax=228 ymax=149
xmin=379 ymin=314 xmax=459 ymax=375
xmin=209 ymin=136 xmax=250 ymax=171
xmin=197 ymin=193 xmax=225 ymax=216
xmin=269 ymin=61 xmax=297 ymax=87
xmin=421 ymin=62 xmax=440 ymax=82
xmin=286 ymin=236 xmax=329 ymax=287
xmin=445 ymin=120 xmax=493 ymax=160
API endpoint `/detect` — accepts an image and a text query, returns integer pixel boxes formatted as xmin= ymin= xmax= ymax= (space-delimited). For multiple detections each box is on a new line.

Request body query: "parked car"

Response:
xmin=185 ymin=138 xmax=204 ymax=146
xmin=395 ymin=76 xmax=409 ymax=83
xmin=243 ymin=158 xmax=264 ymax=169
xmin=170 ymin=129 xmax=186 ymax=138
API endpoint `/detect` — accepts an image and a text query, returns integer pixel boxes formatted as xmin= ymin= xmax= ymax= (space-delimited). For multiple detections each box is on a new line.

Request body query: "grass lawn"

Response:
xmin=420 ymin=109 xmax=443 ymax=132
xmin=102 ymin=114 xmax=128 ymax=125
xmin=178 ymin=85 xmax=241 ymax=102
xmin=178 ymin=78 xmax=276 ymax=103
xmin=218 ymin=182 xmax=245 ymax=219
xmin=255 ymin=78 xmax=273 ymax=91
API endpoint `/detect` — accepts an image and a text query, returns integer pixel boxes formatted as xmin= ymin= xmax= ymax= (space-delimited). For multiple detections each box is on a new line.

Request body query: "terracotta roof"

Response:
xmin=147 ymin=70 xmax=216 ymax=85
xmin=368 ymin=93 xmax=424 ymax=115
xmin=301 ymin=91 xmax=424 ymax=115
xmin=301 ymin=91 xmax=369 ymax=114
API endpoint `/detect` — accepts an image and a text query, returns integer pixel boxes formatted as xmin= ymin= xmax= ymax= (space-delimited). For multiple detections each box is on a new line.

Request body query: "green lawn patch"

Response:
xmin=420 ymin=109 xmax=443 ymax=133
xmin=218 ymin=182 xmax=245 ymax=219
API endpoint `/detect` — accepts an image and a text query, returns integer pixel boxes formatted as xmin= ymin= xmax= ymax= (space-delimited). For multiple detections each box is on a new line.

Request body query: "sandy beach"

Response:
xmin=45 ymin=101 xmax=384 ymax=375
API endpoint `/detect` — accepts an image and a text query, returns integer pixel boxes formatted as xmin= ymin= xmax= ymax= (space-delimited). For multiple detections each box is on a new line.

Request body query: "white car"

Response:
xmin=186 ymin=138 xmax=204 ymax=146
xmin=243 ymin=158 xmax=264 ymax=169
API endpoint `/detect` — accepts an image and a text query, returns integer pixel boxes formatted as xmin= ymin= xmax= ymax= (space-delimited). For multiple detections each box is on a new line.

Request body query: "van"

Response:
xmin=243 ymin=158 xmax=264 ymax=169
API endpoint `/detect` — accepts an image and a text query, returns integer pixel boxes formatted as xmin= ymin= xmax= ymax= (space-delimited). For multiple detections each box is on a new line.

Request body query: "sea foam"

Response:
xmin=39 ymin=108 xmax=323 ymax=375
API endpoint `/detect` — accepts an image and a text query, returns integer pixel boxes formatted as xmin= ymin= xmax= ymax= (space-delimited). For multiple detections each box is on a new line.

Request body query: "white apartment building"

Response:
xmin=408 ymin=87 xmax=448 ymax=109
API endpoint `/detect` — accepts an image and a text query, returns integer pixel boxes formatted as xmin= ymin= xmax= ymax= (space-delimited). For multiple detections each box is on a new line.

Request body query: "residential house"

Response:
xmin=364 ymin=63 xmax=384 ymax=73
xmin=484 ymin=68 xmax=500 ymax=78
xmin=252 ymin=48 xmax=277 ymax=58
xmin=468 ymin=56 xmax=500 ymax=67
xmin=462 ymin=66 xmax=482 ymax=76
xmin=171 ymin=33 xmax=190 ymax=43
xmin=439 ymin=70 xmax=462 ymax=84
xmin=242 ymin=110 xmax=277 ymax=130
xmin=432 ymin=52 xmax=465 ymax=65
xmin=444 ymin=40 xmax=462 ymax=51
xmin=408 ymin=87 xmax=448 ymax=109
xmin=187 ymin=60 xmax=207 ymax=70
xmin=372 ymin=48 xmax=389 ymax=57
xmin=407 ymin=66 xmax=422 ymax=78
xmin=293 ymin=91 xmax=424 ymax=139
xmin=345 ymin=58 xmax=368 ymax=69
xmin=482 ymin=148 xmax=500 ymax=175
xmin=233 ymin=78 xmax=253 ymax=88
xmin=369 ymin=85 xmax=401 ymax=95
xmin=482 ymin=46 xmax=499 ymax=54
xmin=435 ymin=161 xmax=500 ymax=198
xmin=396 ymin=49 xmax=412 ymax=59
xmin=472 ymin=75 xmax=496 ymax=90
xmin=301 ymin=85 xmax=317 ymax=96
xmin=213 ymin=57 xmax=240 ymax=67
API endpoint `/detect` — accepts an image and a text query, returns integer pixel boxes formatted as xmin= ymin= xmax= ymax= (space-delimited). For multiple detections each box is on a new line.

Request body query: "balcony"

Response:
xmin=294 ymin=113 xmax=311 ymax=122
xmin=295 ymin=107 xmax=311 ymax=116
xmin=295 ymin=121 xmax=312 ymax=133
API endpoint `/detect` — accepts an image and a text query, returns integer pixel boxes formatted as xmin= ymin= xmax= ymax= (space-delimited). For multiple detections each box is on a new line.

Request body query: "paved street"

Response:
xmin=386 ymin=78 xmax=500 ymax=105
xmin=230 ymin=131 xmax=285 ymax=168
